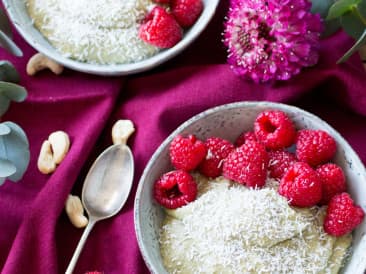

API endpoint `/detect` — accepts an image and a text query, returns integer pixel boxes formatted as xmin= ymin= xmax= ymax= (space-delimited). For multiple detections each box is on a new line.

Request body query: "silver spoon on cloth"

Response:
xmin=65 ymin=144 xmax=134 ymax=274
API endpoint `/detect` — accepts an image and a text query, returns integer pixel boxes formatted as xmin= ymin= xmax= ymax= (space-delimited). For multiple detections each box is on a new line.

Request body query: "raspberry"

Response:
xmin=324 ymin=193 xmax=364 ymax=236
xmin=222 ymin=141 xmax=268 ymax=188
xmin=254 ymin=110 xmax=296 ymax=150
xmin=235 ymin=131 xmax=257 ymax=147
xmin=296 ymin=129 xmax=337 ymax=167
xmin=171 ymin=0 xmax=203 ymax=28
xmin=138 ymin=6 xmax=182 ymax=48
xmin=278 ymin=162 xmax=322 ymax=207
xmin=169 ymin=134 xmax=207 ymax=171
xmin=153 ymin=170 xmax=198 ymax=209
xmin=316 ymin=163 xmax=346 ymax=205
xmin=199 ymin=137 xmax=235 ymax=178
xmin=268 ymin=150 xmax=297 ymax=180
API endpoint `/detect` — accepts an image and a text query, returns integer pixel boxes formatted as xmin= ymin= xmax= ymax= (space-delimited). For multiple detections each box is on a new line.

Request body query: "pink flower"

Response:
xmin=223 ymin=0 xmax=323 ymax=82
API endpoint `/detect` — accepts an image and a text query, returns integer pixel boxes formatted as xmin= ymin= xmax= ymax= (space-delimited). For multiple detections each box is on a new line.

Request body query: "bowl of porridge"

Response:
xmin=2 ymin=0 xmax=220 ymax=75
xmin=134 ymin=101 xmax=366 ymax=273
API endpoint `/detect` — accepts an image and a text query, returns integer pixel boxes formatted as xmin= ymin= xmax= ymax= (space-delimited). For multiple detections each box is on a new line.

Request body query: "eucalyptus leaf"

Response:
xmin=337 ymin=29 xmax=366 ymax=63
xmin=0 ymin=96 xmax=10 ymax=117
xmin=310 ymin=0 xmax=342 ymax=37
xmin=0 ymin=158 xmax=16 ymax=177
xmin=0 ymin=81 xmax=27 ymax=102
xmin=359 ymin=0 xmax=366 ymax=19
xmin=0 ymin=61 xmax=20 ymax=83
xmin=0 ymin=81 xmax=27 ymax=116
xmin=322 ymin=19 xmax=342 ymax=37
xmin=311 ymin=0 xmax=336 ymax=18
xmin=0 ymin=31 xmax=23 ymax=57
xmin=0 ymin=122 xmax=29 ymax=182
xmin=327 ymin=0 xmax=361 ymax=20
xmin=0 ymin=9 xmax=12 ymax=38
xmin=0 ymin=123 xmax=10 ymax=135
xmin=3 ymin=121 xmax=29 ymax=146
xmin=340 ymin=11 xmax=366 ymax=38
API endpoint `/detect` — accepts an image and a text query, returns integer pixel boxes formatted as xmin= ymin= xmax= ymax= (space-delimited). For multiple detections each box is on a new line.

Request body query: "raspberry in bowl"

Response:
xmin=134 ymin=102 xmax=366 ymax=274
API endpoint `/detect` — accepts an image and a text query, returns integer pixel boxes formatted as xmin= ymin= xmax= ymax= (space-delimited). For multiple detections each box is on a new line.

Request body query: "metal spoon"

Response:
xmin=65 ymin=144 xmax=134 ymax=274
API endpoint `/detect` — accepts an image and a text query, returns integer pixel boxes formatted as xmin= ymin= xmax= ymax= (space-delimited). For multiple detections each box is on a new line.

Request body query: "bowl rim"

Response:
xmin=134 ymin=101 xmax=366 ymax=274
xmin=2 ymin=0 xmax=220 ymax=76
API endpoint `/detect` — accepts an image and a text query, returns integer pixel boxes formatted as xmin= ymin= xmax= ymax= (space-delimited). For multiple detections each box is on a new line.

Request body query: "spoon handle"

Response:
xmin=65 ymin=218 xmax=97 ymax=274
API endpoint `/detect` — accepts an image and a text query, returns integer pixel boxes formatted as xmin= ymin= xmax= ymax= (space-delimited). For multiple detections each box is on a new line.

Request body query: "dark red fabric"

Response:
xmin=0 ymin=1 xmax=365 ymax=273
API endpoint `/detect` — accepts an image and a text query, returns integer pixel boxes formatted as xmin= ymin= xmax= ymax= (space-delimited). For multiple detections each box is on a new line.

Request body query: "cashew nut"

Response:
xmin=37 ymin=140 xmax=56 ymax=174
xmin=26 ymin=53 xmax=64 ymax=76
xmin=65 ymin=195 xmax=88 ymax=228
xmin=48 ymin=131 xmax=70 ymax=164
xmin=37 ymin=130 xmax=71 ymax=174
xmin=112 ymin=120 xmax=135 ymax=145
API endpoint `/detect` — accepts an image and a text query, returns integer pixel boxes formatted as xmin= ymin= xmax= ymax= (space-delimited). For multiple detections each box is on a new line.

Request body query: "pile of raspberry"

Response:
xmin=153 ymin=109 xmax=365 ymax=237
xmin=138 ymin=0 xmax=203 ymax=48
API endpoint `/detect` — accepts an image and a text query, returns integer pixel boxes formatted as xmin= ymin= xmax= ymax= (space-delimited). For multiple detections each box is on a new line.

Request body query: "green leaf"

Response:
xmin=3 ymin=122 xmax=28 ymax=146
xmin=0 ymin=81 xmax=27 ymax=116
xmin=0 ymin=122 xmax=30 ymax=182
xmin=326 ymin=0 xmax=361 ymax=20
xmin=337 ymin=29 xmax=366 ymax=63
xmin=310 ymin=0 xmax=342 ymax=37
xmin=322 ymin=19 xmax=342 ymax=37
xmin=340 ymin=11 xmax=366 ymax=38
xmin=0 ymin=97 xmax=10 ymax=117
xmin=0 ymin=81 xmax=27 ymax=102
xmin=0 ymin=123 xmax=10 ymax=135
xmin=359 ymin=0 xmax=366 ymax=19
xmin=0 ymin=61 xmax=20 ymax=83
xmin=311 ymin=0 xmax=336 ymax=18
xmin=0 ymin=9 xmax=12 ymax=38
xmin=0 ymin=158 xmax=16 ymax=177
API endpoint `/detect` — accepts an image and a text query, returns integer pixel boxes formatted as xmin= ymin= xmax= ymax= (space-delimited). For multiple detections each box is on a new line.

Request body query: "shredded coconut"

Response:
xmin=160 ymin=176 xmax=351 ymax=273
xmin=26 ymin=0 xmax=159 ymax=64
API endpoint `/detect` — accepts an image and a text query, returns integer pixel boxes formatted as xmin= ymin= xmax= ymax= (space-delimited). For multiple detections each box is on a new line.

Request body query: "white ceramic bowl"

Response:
xmin=2 ymin=0 xmax=220 ymax=76
xmin=134 ymin=101 xmax=366 ymax=274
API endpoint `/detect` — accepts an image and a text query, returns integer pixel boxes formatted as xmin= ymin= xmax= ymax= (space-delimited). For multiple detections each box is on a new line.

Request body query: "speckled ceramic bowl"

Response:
xmin=2 ymin=0 xmax=219 ymax=76
xmin=134 ymin=101 xmax=366 ymax=274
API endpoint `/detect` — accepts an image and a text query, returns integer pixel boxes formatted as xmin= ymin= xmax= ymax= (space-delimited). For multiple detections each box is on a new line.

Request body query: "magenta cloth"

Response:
xmin=0 ymin=1 xmax=366 ymax=273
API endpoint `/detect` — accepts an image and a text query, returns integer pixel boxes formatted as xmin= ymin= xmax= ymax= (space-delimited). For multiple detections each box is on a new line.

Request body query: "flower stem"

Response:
xmin=337 ymin=29 xmax=366 ymax=63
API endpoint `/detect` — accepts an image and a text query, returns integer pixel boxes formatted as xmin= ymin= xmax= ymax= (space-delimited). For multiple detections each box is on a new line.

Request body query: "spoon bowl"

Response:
xmin=82 ymin=144 xmax=134 ymax=220
xmin=66 ymin=144 xmax=134 ymax=274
